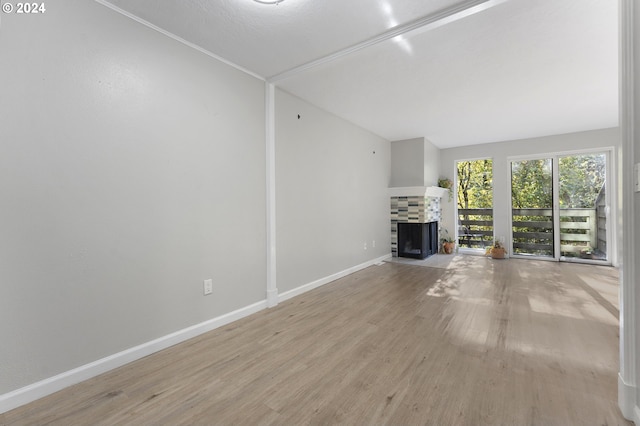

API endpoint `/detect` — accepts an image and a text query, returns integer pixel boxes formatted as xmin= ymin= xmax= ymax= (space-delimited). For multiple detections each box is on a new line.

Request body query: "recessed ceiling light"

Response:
xmin=253 ymin=0 xmax=284 ymax=4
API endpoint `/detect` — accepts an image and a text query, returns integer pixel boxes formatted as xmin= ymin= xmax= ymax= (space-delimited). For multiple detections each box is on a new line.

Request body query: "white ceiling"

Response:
xmin=99 ymin=0 xmax=618 ymax=149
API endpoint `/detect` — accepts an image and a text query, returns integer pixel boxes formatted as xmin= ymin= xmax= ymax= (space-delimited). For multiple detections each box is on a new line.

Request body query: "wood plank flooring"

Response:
xmin=1 ymin=256 xmax=629 ymax=425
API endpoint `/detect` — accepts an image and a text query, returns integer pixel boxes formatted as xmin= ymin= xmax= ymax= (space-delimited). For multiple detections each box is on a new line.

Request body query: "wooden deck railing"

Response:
xmin=458 ymin=208 xmax=493 ymax=248
xmin=459 ymin=208 xmax=603 ymax=257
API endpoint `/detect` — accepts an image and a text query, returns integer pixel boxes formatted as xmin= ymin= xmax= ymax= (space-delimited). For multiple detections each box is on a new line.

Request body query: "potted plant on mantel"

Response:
xmin=438 ymin=178 xmax=454 ymax=202
xmin=441 ymin=229 xmax=455 ymax=254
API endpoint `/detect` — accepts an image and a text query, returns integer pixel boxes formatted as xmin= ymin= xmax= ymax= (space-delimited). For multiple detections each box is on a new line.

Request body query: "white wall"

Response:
xmin=633 ymin=1 xmax=640 ymax=419
xmin=0 ymin=0 xmax=266 ymax=396
xmin=439 ymin=128 xmax=620 ymax=252
xmin=275 ymin=90 xmax=391 ymax=294
xmin=619 ymin=3 xmax=640 ymax=421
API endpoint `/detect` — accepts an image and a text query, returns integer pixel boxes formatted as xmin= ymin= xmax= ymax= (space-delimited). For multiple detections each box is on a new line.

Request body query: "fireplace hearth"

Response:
xmin=397 ymin=222 xmax=438 ymax=259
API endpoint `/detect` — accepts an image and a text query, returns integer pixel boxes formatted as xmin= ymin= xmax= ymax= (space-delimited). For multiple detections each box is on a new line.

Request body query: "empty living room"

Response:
xmin=1 ymin=0 xmax=640 ymax=425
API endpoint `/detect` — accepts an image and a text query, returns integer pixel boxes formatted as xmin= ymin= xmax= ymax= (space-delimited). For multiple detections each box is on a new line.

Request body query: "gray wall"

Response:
xmin=0 ymin=0 xmax=266 ymax=394
xmin=275 ymin=90 xmax=391 ymax=294
xmin=390 ymin=138 xmax=424 ymax=187
xmin=439 ymin=128 xmax=620 ymax=256
xmin=390 ymin=137 xmax=440 ymax=187
xmin=423 ymin=138 xmax=441 ymax=187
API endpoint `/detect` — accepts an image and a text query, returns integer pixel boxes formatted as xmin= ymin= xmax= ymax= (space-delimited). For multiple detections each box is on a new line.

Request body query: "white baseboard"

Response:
xmin=278 ymin=253 xmax=392 ymax=303
xmin=266 ymin=288 xmax=279 ymax=308
xmin=0 ymin=300 xmax=267 ymax=415
xmin=619 ymin=373 xmax=638 ymax=423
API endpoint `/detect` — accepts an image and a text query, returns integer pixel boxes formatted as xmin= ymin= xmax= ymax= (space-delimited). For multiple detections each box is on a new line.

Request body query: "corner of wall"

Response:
xmin=423 ymin=137 xmax=441 ymax=186
xmin=618 ymin=373 xmax=638 ymax=422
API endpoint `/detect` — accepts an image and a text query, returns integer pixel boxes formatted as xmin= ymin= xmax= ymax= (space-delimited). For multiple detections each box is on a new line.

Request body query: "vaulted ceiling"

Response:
xmin=98 ymin=0 xmax=618 ymax=149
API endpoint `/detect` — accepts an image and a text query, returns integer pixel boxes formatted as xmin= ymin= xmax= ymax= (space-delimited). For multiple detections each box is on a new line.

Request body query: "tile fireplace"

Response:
xmin=389 ymin=186 xmax=445 ymax=258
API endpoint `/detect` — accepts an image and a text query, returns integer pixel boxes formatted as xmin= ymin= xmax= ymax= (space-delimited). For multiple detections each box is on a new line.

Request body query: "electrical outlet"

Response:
xmin=372 ymin=240 xmax=376 ymax=248
xmin=203 ymin=279 xmax=213 ymax=295
xmin=364 ymin=242 xmax=367 ymax=250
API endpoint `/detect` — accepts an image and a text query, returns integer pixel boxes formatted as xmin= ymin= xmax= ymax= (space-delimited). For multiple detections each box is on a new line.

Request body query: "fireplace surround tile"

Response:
xmin=390 ymin=195 xmax=442 ymax=257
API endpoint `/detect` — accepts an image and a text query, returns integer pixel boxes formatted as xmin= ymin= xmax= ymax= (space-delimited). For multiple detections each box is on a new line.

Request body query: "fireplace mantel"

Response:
xmin=389 ymin=186 xmax=449 ymax=198
xmin=388 ymin=186 xmax=449 ymax=198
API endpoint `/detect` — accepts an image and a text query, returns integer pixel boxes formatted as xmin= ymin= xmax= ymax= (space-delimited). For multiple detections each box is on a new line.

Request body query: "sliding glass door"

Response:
xmin=558 ymin=153 xmax=608 ymax=262
xmin=511 ymin=158 xmax=554 ymax=258
xmin=510 ymin=151 xmax=610 ymax=263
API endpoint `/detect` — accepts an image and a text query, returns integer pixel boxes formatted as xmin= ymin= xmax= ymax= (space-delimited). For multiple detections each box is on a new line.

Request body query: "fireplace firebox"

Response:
xmin=397 ymin=222 xmax=438 ymax=259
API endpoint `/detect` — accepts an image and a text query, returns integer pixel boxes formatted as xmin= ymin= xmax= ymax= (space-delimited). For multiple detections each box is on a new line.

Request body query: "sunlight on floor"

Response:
xmin=414 ymin=254 xmax=621 ymax=370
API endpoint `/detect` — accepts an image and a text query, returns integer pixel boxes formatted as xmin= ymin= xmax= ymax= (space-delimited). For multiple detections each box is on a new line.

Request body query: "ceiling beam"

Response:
xmin=268 ymin=0 xmax=510 ymax=83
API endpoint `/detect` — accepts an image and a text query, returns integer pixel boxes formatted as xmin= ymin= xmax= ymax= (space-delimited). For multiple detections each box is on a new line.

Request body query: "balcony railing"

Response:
xmin=458 ymin=208 xmax=493 ymax=249
xmin=458 ymin=208 xmax=606 ymax=260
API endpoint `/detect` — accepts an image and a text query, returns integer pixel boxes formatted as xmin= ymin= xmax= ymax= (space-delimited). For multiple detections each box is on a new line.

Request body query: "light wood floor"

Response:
xmin=1 ymin=256 xmax=629 ymax=425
